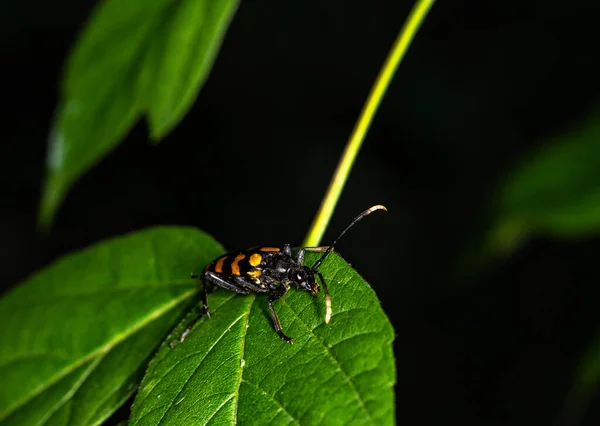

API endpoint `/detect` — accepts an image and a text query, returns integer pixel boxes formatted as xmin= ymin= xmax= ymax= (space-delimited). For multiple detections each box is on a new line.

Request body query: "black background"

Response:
xmin=2 ymin=0 xmax=600 ymax=424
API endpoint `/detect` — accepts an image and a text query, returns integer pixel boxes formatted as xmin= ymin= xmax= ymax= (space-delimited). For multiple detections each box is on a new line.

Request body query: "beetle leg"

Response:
xmin=204 ymin=271 xmax=249 ymax=294
xmin=294 ymin=246 xmax=329 ymax=264
xmin=191 ymin=273 xmax=211 ymax=317
xmin=175 ymin=305 xmax=201 ymax=346
xmin=268 ymin=283 xmax=293 ymax=343
xmin=201 ymin=277 xmax=211 ymax=317
xmin=315 ymin=271 xmax=332 ymax=323
xmin=172 ymin=274 xmax=211 ymax=346
xmin=232 ymin=275 xmax=267 ymax=293
xmin=174 ymin=272 xmax=251 ymax=346
xmin=303 ymin=246 xmax=330 ymax=252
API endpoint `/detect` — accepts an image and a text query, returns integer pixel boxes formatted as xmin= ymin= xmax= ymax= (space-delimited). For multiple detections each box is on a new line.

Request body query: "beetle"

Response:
xmin=175 ymin=204 xmax=387 ymax=345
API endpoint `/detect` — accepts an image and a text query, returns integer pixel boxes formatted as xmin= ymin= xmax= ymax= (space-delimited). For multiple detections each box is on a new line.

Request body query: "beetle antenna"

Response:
xmin=311 ymin=204 xmax=387 ymax=271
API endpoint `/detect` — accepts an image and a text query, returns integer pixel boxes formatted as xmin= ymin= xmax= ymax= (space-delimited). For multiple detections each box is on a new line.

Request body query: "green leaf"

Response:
xmin=130 ymin=252 xmax=396 ymax=426
xmin=142 ymin=0 xmax=239 ymax=140
xmin=480 ymin=110 xmax=600 ymax=261
xmin=0 ymin=227 xmax=224 ymax=425
xmin=40 ymin=0 xmax=239 ymax=228
xmin=557 ymin=333 xmax=600 ymax=426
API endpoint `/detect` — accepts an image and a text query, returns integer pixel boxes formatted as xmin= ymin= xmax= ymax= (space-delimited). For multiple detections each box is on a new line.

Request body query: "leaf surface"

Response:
xmin=0 ymin=227 xmax=224 ymax=425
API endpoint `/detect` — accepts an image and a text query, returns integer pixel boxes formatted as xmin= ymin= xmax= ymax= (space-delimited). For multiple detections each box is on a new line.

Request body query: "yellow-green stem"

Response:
xmin=303 ymin=0 xmax=435 ymax=247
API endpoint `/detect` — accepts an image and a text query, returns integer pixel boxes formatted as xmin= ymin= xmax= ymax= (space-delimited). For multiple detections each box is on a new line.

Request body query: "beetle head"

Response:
xmin=290 ymin=266 xmax=319 ymax=297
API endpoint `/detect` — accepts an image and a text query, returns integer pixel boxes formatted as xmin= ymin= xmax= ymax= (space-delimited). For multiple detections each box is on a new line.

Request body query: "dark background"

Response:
xmin=2 ymin=0 xmax=600 ymax=424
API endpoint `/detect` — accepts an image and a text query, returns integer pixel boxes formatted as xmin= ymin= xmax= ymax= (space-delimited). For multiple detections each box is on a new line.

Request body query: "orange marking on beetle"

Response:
xmin=249 ymin=253 xmax=262 ymax=267
xmin=231 ymin=253 xmax=246 ymax=276
xmin=215 ymin=256 xmax=227 ymax=273
xmin=246 ymin=269 xmax=262 ymax=278
xmin=260 ymin=247 xmax=281 ymax=252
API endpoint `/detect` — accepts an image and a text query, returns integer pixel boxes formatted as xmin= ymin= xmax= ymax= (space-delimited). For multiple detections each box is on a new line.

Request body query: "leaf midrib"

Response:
xmin=38 ymin=354 xmax=105 ymax=426
xmin=131 ymin=292 xmax=239 ymax=415
xmin=148 ymin=310 xmax=248 ymax=426
xmin=0 ymin=288 xmax=196 ymax=420
xmin=0 ymin=280 xmax=196 ymax=367
xmin=232 ymin=296 xmax=253 ymax=424
xmin=1 ymin=279 xmax=195 ymax=308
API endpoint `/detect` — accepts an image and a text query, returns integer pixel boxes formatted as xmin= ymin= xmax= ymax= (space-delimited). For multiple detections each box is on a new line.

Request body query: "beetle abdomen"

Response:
xmin=206 ymin=246 xmax=283 ymax=279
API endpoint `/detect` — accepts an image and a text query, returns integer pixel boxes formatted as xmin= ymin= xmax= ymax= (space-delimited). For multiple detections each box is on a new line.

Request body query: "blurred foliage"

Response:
xmin=558 ymin=334 xmax=600 ymax=426
xmin=486 ymin=109 xmax=600 ymax=424
xmin=493 ymin=110 xmax=600 ymax=241
xmin=39 ymin=0 xmax=239 ymax=228
xmin=460 ymin=110 xmax=600 ymax=277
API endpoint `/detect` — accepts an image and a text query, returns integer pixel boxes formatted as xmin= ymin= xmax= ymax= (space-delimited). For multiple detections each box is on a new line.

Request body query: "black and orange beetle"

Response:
xmin=176 ymin=205 xmax=387 ymax=344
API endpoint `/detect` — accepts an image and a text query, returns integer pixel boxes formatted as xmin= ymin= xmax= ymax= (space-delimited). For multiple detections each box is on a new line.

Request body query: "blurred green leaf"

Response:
xmin=0 ymin=227 xmax=224 ymax=425
xmin=141 ymin=0 xmax=238 ymax=140
xmin=557 ymin=333 xmax=600 ymax=426
xmin=130 ymin=253 xmax=396 ymax=426
xmin=486 ymin=110 xmax=600 ymax=257
xmin=40 ymin=0 xmax=239 ymax=228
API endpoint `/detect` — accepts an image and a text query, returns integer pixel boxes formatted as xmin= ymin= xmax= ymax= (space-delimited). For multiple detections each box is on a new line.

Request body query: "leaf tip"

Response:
xmin=38 ymin=116 xmax=72 ymax=230
xmin=147 ymin=116 xmax=171 ymax=145
xmin=38 ymin=175 xmax=64 ymax=232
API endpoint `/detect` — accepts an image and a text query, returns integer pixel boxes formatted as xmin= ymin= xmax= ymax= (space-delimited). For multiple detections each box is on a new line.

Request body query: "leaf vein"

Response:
xmin=133 ymin=295 xmax=238 ymax=410
xmin=39 ymin=355 xmax=105 ymax=426
xmin=281 ymin=301 xmax=375 ymax=423
xmin=330 ymin=329 xmax=382 ymax=349
xmin=241 ymin=379 xmax=300 ymax=425
xmin=205 ymin=393 xmax=234 ymax=425
xmin=154 ymin=311 xmax=247 ymax=425
xmin=0 ymin=288 xmax=195 ymax=420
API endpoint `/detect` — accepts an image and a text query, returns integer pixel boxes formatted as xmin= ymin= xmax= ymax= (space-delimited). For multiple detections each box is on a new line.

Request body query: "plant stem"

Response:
xmin=303 ymin=0 xmax=436 ymax=246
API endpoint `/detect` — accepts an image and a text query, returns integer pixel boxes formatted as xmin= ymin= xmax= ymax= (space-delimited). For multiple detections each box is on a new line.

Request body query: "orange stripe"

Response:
xmin=260 ymin=246 xmax=281 ymax=252
xmin=231 ymin=253 xmax=246 ymax=276
xmin=215 ymin=256 xmax=227 ymax=273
